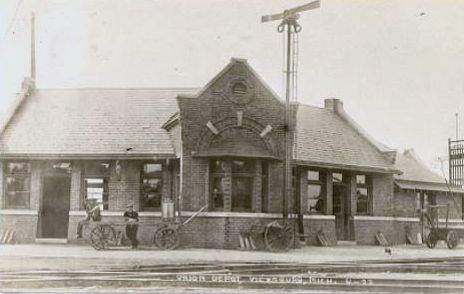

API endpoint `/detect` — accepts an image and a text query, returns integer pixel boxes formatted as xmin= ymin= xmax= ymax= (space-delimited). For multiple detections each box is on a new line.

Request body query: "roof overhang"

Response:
xmin=395 ymin=180 xmax=464 ymax=194
xmin=0 ymin=153 xmax=178 ymax=160
xmin=293 ymin=159 xmax=401 ymax=174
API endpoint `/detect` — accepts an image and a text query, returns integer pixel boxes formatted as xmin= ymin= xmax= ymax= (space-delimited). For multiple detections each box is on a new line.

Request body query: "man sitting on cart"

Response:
xmin=124 ymin=203 xmax=139 ymax=249
xmin=76 ymin=198 xmax=102 ymax=239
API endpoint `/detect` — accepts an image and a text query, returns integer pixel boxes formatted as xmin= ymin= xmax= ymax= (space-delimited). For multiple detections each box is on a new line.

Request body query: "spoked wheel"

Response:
xmin=425 ymin=231 xmax=438 ymax=249
xmin=446 ymin=230 xmax=460 ymax=249
xmin=154 ymin=225 xmax=180 ymax=250
xmin=264 ymin=221 xmax=294 ymax=252
xmin=90 ymin=224 xmax=116 ymax=250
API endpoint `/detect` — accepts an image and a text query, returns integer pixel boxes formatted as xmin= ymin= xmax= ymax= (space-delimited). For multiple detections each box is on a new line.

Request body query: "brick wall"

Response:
xmin=70 ymin=162 xmax=82 ymax=210
xmin=69 ymin=213 xmax=334 ymax=249
xmin=108 ymin=160 xmax=141 ymax=211
xmin=394 ymin=190 xmax=418 ymax=218
xmin=0 ymin=213 xmax=38 ymax=243
xmin=167 ymin=124 xmax=182 ymax=157
xmin=354 ymin=217 xmax=420 ymax=245
xmin=302 ymin=217 xmax=337 ymax=246
xmin=435 ymin=193 xmax=463 ymax=219
xmin=394 ymin=188 xmax=463 ymax=220
xmin=180 ymin=156 xmax=208 ymax=211
xmin=354 ymin=217 xmax=395 ymax=245
xmin=178 ymin=60 xmax=287 ymax=214
xmin=268 ymin=161 xmax=284 ymax=213
xmin=395 ymin=220 xmax=421 ymax=244
xmin=0 ymin=161 xmax=3 ymax=208
xmin=372 ymin=174 xmax=394 ymax=216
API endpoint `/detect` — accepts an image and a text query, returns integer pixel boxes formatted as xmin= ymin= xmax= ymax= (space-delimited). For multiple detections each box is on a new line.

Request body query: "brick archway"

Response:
xmin=195 ymin=117 xmax=279 ymax=159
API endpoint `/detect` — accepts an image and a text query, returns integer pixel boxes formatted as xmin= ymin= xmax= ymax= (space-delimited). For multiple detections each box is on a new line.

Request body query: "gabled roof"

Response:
xmin=395 ymin=150 xmax=444 ymax=183
xmin=0 ymin=59 xmax=404 ymax=173
xmin=195 ymin=58 xmax=284 ymax=104
xmin=0 ymin=88 xmax=198 ymax=158
xmin=294 ymin=104 xmax=397 ymax=173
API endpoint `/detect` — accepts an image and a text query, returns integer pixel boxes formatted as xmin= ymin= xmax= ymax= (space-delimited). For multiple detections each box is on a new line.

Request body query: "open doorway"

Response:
xmin=38 ymin=176 xmax=71 ymax=239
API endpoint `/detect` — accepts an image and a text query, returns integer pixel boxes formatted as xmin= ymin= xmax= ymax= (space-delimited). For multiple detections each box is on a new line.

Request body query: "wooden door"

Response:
xmin=39 ymin=177 xmax=71 ymax=238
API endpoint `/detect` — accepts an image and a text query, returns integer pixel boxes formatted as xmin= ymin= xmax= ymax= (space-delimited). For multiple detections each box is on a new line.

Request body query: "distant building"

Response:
xmin=394 ymin=149 xmax=464 ymax=240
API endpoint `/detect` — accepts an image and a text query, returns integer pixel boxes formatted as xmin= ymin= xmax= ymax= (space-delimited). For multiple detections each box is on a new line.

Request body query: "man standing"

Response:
xmin=76 ymin=199 xmax=101 ymax=239
xmin=124 ymin=203 xmax=139 ymax=249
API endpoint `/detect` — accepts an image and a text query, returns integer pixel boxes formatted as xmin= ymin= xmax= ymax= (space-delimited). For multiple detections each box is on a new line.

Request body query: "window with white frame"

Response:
xmin=83 ymin=162 xmax=110 ymax=210
xmin=209 ymin=158 xmax=255 ymax=212
xmin=356 ymin=174 xmax=371 ymax=215
xmin=307 ymin=170 xmax=325 ymax=213
xmin=4 ymin=162 xmax=31 ymax=208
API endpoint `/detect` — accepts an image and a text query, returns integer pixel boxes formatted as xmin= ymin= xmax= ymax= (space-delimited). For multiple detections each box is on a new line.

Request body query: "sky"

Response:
xmin=0 ymin=0 xmax=463 ymax=174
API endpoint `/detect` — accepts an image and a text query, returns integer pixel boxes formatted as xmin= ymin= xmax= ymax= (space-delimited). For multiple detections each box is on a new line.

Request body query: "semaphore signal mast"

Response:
xmin=261 ymin=1 xmax=320 ymax=220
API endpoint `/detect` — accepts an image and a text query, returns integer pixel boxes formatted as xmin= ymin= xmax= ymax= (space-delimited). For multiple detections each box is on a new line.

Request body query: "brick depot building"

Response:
xmin=1 ymin=59 xmax=462 ymax=247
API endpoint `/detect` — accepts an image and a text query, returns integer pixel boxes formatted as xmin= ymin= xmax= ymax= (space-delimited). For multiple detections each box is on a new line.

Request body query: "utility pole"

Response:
xmin=262 ymin=1 xmax=320 ymax=220
xmin=31 ymin=12 xmax=36 ymax=82
xmin=456 ymin=113 xmax=459 ymax=140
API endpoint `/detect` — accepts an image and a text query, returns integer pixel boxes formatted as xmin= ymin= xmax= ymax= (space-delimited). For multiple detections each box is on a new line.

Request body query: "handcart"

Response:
xmin=424 ymin=204 xmax=460 ymax=249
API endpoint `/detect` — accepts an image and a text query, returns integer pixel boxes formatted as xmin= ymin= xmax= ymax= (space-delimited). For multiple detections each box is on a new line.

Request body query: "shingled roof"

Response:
xmin=395 ymin=150 xmax=444 ymax=183
xmin=294 ymin=104 xmax=397 ymax=173
xmin=0 ymin=87 xmax=398 ymax=172
xmin=0 ymin=59 xmax=399 ymax=172
xmin=0 ymin=88 xmax=198 ymax=158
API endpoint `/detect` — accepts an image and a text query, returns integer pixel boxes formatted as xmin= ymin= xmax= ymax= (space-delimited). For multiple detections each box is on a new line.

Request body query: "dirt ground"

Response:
xmin=1 ymin=241 xmax=464 ymax=271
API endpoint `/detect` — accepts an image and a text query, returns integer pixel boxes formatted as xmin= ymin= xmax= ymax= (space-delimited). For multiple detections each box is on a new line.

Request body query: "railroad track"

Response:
xmin=1 ymin=258 xmax=464 ymax=293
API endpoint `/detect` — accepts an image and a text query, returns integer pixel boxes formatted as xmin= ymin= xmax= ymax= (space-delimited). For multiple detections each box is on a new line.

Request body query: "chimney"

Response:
xmin=324 ymin=98 xmax=343 ymax=113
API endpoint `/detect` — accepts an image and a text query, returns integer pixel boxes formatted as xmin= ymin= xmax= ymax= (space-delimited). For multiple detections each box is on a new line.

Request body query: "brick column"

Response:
xmin=30 ymin=161 xmax=41 ymax=211
xmin=348 ymin=173 xmax=357 ymax=241
xmin=0 ymin=161 xmax=3 ymax=209
xmin=204 ymin=160 xmax=210 ymax=209
xmin=299 ymin=170 xmax=308 ymax=214
xmin=349 ymin=174 xmax=357 ymax=216
xmin=70 ymin=162 xmax=82 ymax=210
xmin=325 ymin=172 xmax=333 ymax=215
xmin=372 ymin=174 xmax=394 ymax=216
xmin=254 ymin=160 xmax=262 ymax=212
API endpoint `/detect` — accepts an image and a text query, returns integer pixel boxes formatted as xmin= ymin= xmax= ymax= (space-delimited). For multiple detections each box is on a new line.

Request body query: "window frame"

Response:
xmin=140 ymin=162 xmax=164 ymax=211
xmin=82 ymin=161 xmax=111 ymax=211
xmin=209 ymin=158 xmax=256 ymax=212
xmin=307 ymin=169 xmax=326 ymax=214
xmin=3 ymin=161 xmax=31 ymax=209
xmin=355 ymin=174 xmax=372 ymax=215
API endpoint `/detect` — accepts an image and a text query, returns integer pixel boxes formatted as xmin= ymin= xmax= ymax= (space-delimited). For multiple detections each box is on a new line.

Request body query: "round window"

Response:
xmin=225 ymin=78 xmax=255 ymax=105
xmin=232 ymin=82 xmax=248 ymax=97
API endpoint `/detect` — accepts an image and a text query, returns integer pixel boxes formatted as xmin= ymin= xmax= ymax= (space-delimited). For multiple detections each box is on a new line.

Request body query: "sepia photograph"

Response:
xmin=0 ymin=0 xmax=463 ymax=293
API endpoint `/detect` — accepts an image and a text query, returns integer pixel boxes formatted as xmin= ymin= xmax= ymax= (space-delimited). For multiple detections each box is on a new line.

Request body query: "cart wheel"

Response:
xmin=264 ymin=221 xmax=294 ymax=252
xmin=446 ymin=230 xmax=460 ymax=249
xmin=154 ymin=226 xmax=179 ymax=250
xmin=425 ymin=231 xmax=437 ymax=249
xmin=90 ymin=224 xmax=116 ymax=250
